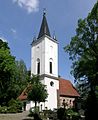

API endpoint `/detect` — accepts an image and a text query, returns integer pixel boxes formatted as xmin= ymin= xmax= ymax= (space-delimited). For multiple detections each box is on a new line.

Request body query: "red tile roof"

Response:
xmin=18 ymin=88 xmax=27 ymax=101
xmin=59 ymin=78 xmax=80 ymax=97
xmin=18 ymin=78 xmax=79 ymax=101
xmin=18 ymin=84 xmax=32 ymax=101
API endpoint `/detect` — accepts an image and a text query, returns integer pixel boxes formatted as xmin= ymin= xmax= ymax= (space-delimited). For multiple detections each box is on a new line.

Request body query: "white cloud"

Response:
xmin=11 ymin=28 xmax=17 ymax=34
xmin=13 ymin=0 xmax=39 ymax=13
xmin=10 ymin=28 xmax=18 ymax=39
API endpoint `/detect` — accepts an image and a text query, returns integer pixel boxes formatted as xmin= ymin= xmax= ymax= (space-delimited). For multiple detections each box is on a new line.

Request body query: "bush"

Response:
xmin=7 ymin=106 xmax=17 ymax=113
xmin=72 ymin=115 xmax=80 ymax=120
xmin=28 ymin=107 xmax=34 ymax=117
xmin=33 ymin=113 xmax=42 ymax=120
xmin=66 ymin=108 xmax=80 ymax=120
xmin=0 ymin=99 xmax=23 ymax=113
xmin=57 ymin=108 xmax=67 ymax=120
xmin=8 ymin=98 xmax=23 ymax=113
xmin=28 ymin=107 xmax=42 ymax=120
xmin=0 ymin=106 xmax=7 ymax=113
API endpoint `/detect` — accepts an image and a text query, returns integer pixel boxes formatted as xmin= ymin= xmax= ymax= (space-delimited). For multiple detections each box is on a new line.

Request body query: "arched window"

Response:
xmin=37 ymin=58 xmax=40 ymax=74
xmin=49 ymin=58 xmax=53 ymax=74
xmin=50 ymin=62 xmax=52 ymax=74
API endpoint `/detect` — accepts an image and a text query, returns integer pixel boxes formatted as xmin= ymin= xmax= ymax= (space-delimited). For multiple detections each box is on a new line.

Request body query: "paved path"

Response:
xmin=0 ymin=111 xmax=34 ymax=120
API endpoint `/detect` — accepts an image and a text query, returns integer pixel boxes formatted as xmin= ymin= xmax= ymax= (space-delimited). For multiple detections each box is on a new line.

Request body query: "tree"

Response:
xmin=64 ymin=1 xmax=98 ymax=119
xmin=15 ymin=60 xmax=29 ymax=94
xmin=0 ymin=39 xmax=10 ymax=49
xmin=0 ymin=39 xmax=29 ymax=106
xmin=28 ymin=74 xmax=48 ymax=110
xmin=0 ymin=39 xmax=16 ymax=105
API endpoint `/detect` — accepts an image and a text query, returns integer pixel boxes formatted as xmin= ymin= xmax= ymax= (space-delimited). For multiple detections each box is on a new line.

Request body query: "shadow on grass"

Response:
xmin=22 ymin=118 xmax=33 ymax=120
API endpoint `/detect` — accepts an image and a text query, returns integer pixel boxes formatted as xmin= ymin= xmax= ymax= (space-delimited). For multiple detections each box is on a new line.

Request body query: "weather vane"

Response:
xmin=43 ymin=8 xmax=46 ymax=15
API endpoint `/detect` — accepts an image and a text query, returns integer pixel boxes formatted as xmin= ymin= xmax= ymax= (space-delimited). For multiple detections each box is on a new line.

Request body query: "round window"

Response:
xmin=50 ymin=81 xmax=54 ymax=87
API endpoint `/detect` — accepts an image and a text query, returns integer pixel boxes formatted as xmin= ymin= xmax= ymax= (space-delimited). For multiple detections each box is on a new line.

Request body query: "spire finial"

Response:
xmin=43 ymin=8 xmax=46 ymax=16
xmin=53 ymin=31 xmax=57 ymax=40
xmin=38 ymin=8 xmax=51 ymax=38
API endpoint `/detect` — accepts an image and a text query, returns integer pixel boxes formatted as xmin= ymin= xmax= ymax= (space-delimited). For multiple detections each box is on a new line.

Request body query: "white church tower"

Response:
xmin=31 ymin=11 xmax=59 ymax=110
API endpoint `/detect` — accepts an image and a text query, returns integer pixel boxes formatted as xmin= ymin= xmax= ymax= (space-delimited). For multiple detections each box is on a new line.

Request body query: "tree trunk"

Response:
xmin=35 ymin=101 xmax=37 ymax=112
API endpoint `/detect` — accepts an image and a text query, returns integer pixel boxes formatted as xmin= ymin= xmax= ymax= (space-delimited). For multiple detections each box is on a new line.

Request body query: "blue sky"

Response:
xmin=0 ymin=0 xmax=97 ymax=84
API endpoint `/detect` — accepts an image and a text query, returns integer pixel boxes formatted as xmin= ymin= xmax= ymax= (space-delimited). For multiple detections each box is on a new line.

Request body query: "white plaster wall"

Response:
xmin=31 ymin=36 xmax=58 ymax=77
xmin=26 ymin=101 xmax=34 ymax=111
xmin=31 ymin=36 xmax=59 ymax=110
xmin=31 ymin=39 xmax=45 ymax=75
xmin=60 ymin=96 xmax=75 ymax=109
xmin=44 ymin=37 xmax=58 ymax=77
xmin=44 ymin=77 xmax=59 ymax=110
xmin=25 ymin=77 xmax=59 ymax=111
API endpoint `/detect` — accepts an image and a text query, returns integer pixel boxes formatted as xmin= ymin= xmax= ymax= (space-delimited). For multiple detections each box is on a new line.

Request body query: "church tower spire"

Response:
xmin=38 ymin=10 xmax=51 ymax=39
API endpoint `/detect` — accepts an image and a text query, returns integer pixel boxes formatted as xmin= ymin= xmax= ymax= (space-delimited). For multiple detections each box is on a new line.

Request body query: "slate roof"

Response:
xmin=59 ymin=78 xmax=80 ymax=97
xmin=38 ymin=11 xmax=51 ymax=39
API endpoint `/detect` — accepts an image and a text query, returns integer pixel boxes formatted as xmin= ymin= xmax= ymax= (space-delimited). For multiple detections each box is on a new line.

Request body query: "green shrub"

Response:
xmin=7 ymin=106 xmax=17 ymax=113
xmin=0 ymin=99 xmax=23 ymax=113
xmin=28 ymin=107 xmax=34 ymax=117
xmin=0 ymin=106 xmax=7 ymax=113
xmin=66 ymin=108 xmax=80 ymax=120
xmin=0 ymin=106 xmax=1 ymax=113
xmin=8 ymin=98 xmax=23 ymax=113
xmin=33 ymin=113 xmax=42 ymax=120
xmin=72 ymin=115 xmax=80 ymax=120
xmin=28 ymin=107 xmax=42 ymax=120
xmin=57 ymin=108 xmax=67 ymax=120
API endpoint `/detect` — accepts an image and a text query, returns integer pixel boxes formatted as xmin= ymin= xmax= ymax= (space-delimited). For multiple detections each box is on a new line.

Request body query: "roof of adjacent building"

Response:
xmin=18 ymin=78 xmax=79 ymax=101
xmin=18 ymin=89 xmax=27 ymax=101
xmin=18 ymin=84 xmax=32 ymax=101
xmin=59 ymin=78 xmax=80 ymax=97
xmin=38 ymin=11 xmax=51 ymax=39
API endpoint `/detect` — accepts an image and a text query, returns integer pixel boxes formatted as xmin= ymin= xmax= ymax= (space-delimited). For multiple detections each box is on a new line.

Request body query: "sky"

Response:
xmin=0 ymin=0 xmax=97 ymax=84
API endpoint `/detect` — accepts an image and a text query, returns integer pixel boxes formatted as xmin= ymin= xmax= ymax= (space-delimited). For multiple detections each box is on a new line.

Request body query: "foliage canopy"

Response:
xmin=64 ymin=1 xmax=98 ymax=91
xmin=28 ymin=74 xmax=48 ymax=109
xmin=0 ymin=39 xmax=28 ymax=106
xmin=64 ymin=1 xmax=98 ymax=119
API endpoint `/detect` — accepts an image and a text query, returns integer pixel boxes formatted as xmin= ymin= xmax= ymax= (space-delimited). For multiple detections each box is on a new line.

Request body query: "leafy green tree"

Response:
xmin=0 ymin=39 xmax=16 ymax=105
xmin=64 ymin=1 xmax=98 ymax=119
xmin=28 ymin=74 xmax=48 ymax=110
xmin=0 ymin=39 xmax=29 ymax=106
xmin=0 ymin=39 xmax=9 ymax=49
xmin=15 ymin=60 xmax=29 ymax=94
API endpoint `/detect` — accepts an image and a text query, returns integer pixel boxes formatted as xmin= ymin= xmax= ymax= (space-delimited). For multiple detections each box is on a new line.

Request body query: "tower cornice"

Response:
xmin=40 ymin=74 xmax=59 ymax=81
xmin=31 ymin=34 xmax=58 ymax=46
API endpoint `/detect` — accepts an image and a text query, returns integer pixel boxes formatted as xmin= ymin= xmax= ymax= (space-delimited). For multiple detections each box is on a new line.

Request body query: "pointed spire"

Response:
xmin=33 ymin=35 xmax=36 ymax=42
xmin=53 ymin=31 xmax=57 ymax=41
xmin=38 ymin=9 xmax=51 ymax=39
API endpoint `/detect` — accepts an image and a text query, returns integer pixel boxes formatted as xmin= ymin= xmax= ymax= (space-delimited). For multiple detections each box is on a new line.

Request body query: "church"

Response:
xmin=18 ymin=11 xmax=79 ymax=111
